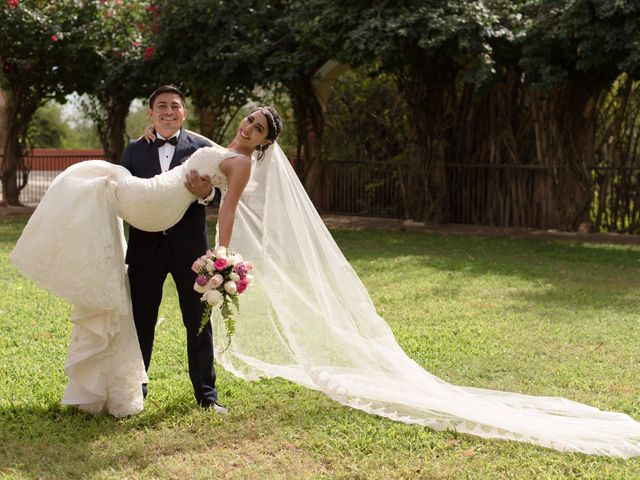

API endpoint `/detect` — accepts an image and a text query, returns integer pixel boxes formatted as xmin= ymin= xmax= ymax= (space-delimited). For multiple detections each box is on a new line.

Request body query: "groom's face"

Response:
xmin=148 ymin=92 xmax=187 ymax=137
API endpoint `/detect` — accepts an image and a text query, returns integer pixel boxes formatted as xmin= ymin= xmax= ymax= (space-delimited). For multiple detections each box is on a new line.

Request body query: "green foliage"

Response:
xmin=83 ymin=0 xmax=159 ymax=100
xmin=520 ymin=0 xmax=640 ymax=88
xmin=151 ymin=0 xmax=271 ymax=139
xmin=324 ymin=67 xmax=410 ymax=164
xmin=124 ymin=100 xmax=151 ymax=143
xmin=28 ymin=102 xmax=68 ymax=149
xmin=0 ymin=0 xmax=98 ymax=103
xmin=29 ymin=100 xmax=102 ymax=149
xmin=0 ymin=0 xmax=100 ymax=157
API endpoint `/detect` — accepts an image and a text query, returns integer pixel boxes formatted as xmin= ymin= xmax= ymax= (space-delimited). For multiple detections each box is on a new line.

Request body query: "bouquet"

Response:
xmin=192 ymin=246 xmax=253 ymax=351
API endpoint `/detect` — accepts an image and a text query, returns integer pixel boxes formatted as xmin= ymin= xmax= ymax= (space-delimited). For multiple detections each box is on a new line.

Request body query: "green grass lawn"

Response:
xmin=1 ymin=214 xmax=639 ymax=479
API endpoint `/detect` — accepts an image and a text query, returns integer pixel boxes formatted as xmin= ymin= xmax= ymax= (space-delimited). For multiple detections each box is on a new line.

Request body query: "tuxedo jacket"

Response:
xmin=120 ymin=129 xmax=214 ymax=266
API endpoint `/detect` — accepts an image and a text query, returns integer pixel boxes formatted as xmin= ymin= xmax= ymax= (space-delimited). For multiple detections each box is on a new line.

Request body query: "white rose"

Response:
xmin=229 ymin=272 xmax=240 ymax=281
xmin=205 ymin=259 xmax=215 ymax=272
xmin=214 ymin=246 xmax=228 ymax=258
xmin=224 ymin=281 xmax=237 ymax=295
xmin=229 ymin=253 xmax=243 ymax=265
xmin=203 ymin=289 xmax=223 ymax=306
xmin=193 ymin=281 xmax=210 ymax=294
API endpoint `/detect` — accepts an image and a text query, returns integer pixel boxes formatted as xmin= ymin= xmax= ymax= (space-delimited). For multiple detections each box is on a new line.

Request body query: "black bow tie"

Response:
xmin=155 ymin=136 xmax=178 ymax=147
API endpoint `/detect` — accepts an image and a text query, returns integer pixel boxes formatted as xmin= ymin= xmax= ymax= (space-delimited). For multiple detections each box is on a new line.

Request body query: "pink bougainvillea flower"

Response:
xmin=142 ymin=46 xmax=155 ymax=61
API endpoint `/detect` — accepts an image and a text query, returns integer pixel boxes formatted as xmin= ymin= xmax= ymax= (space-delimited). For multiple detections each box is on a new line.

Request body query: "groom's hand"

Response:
xmin=185 ymin=169 xmax=213 ymax=199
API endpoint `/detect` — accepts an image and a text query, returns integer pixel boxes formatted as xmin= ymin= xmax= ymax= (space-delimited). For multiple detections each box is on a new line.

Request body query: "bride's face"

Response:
xmin=148 ymin=92 xmax=187 ymax=136
xmin=236 ymin=111 xmax=269 ymax=149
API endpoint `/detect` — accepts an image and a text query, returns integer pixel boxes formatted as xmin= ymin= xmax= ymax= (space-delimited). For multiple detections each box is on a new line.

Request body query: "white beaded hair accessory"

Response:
xmin=257 ymin=107 xmax=282 ymax=140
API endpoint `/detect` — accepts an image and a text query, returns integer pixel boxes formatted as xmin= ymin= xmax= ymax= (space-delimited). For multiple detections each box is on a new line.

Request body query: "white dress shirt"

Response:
xmin=157 ymin=129 xmax=215 ymax=205
xmin=156 ymin=130 xmax=179 ymax=173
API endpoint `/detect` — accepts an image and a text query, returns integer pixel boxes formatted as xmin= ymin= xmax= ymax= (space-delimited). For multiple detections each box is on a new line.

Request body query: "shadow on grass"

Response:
xmin=332 ymin=229 xmax=640 ymax=312
xmin=0 ymin=400 xmax=196 ymax=478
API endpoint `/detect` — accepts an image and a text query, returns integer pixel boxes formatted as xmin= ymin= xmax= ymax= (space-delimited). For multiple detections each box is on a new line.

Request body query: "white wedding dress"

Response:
xmin=11 ymin=144 xmax=238 ymax=417
xmin=11 ymin=143 xmax=640 ymax=456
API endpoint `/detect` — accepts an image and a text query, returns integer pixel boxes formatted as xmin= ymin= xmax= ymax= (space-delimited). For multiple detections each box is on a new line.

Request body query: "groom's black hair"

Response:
xmin=148 ymin=85 xmax=186 ymax=108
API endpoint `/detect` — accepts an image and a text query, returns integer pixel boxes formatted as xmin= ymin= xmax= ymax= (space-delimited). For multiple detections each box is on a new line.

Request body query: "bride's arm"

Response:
xmin=217 ymin=156 xmax=251 ymax=247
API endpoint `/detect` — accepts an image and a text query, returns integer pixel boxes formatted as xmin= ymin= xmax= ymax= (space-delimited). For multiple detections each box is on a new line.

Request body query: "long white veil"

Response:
xmin=213 ymin=143 xmax=640 ymax=457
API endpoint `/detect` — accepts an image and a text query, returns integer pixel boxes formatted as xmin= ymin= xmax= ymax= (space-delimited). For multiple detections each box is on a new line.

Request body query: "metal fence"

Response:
xmin=328 ymin=160 xmax=640 ymax=232
xmin=327 ymin=160 xmax=408 ymax=218
xmin=0 ymin=150 xmax=106 ymax=205
xmin=4 ymin=153 xmax=640 ymax=232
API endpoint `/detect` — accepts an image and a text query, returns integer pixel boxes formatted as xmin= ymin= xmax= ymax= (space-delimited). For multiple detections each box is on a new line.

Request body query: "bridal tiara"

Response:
xmin=257 ymin=107 xmax=282 ymax=140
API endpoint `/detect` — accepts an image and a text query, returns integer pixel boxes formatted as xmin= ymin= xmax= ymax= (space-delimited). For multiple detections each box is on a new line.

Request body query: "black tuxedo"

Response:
xmin=121 ymin=129 xmax=218 ymax=407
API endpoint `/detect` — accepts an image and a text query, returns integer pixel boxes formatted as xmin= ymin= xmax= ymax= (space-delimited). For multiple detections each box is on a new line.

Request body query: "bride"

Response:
xmin=11 ymin=106 xmax=640 ymax=457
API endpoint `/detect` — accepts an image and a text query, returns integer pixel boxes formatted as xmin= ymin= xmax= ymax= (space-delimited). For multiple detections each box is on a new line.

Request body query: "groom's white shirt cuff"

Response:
xmin=198 ymin=188 xmax=216 ymax=206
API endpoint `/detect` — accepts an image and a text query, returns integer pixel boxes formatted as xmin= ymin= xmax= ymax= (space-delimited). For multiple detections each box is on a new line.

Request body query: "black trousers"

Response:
xmin=128 ymin=237 xmax=217 ymax=406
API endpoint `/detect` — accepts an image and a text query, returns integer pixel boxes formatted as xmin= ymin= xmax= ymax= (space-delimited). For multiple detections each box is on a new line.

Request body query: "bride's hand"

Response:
xmin=185 ymin=169 xmax=213 ymax=198
xmin=142 ymin=125 xmax=156 ymax=143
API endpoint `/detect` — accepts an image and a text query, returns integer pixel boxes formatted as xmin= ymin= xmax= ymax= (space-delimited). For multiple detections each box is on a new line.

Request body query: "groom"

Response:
xmin=121 ymin=85 xmax=226 ymax=413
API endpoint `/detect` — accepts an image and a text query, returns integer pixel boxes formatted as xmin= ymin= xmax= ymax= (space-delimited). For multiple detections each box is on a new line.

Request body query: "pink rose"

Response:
xmin=191 ymin=258 xmax=205 ymax=273
xmin=7 ymin=0 xmax=19 ymax=9
xmin=245 ymin=261 xmax=253 ymax=271
xmin=234 ymin=262 xmax=248 ymax=279
xmin=196 ymin=275 xmax=208 ymax=286
xmin=50 ymin=34 xmax=59 ymax=42
xmin=236 ymin=279 xmax=248 ymax=294
xmin=205 ymin=249 xmax=215 ymax=259
xmin=214 ymin=257 xmax=228 ymax=271
xmin=208 ymin=274 xmax=223 ymax=289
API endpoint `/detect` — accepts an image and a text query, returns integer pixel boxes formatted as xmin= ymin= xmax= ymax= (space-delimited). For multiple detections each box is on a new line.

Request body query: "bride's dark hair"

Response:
xmin=253 ymin=106 xmax=283 ymax=160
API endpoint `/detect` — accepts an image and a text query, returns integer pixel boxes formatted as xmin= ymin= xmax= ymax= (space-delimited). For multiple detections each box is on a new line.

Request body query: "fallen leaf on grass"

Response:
xmin=462 ymin=448 xmax=475 ymax=457
xmin=33 ymin=332 xmax=54 ymax=339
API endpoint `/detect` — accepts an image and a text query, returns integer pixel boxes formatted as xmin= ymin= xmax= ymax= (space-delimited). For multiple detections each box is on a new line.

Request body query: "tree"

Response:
xmin=0 ymin=0 xmax=96 ymax=205
xmin=81 ymin=0 xmax=159 ymax=163
xmin=259 ymin=0 xmax=345 ymax=209
xmin=153 ymin=0 xmax=264 ymax=142
xmin=299 ymin=0 xmax=507 ymax=221
xmin=516 ymin=0 xmax=640 ymax=228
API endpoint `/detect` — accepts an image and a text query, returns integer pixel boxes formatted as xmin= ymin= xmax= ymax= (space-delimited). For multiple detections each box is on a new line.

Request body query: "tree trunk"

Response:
xmin=528 ymin=81 xmax=599 ymax=230
xmin=291 ymin=79 xmax=326 ymax=210
xmin=397 ymin=62 xmax=455 ymax=222
xmin=192 ymin=90 xmax=227 ymax=142
xmin=449 ymin=68 xmax=538 ymax=227
xmin=1 ymin=128 xmax=26 ymax=206
xmin=0 ymin=89 xmax=34 ymax=206
xmin=97 ymin=96 xmax=131 ymax=164
xmin=194 ymin=103 xmax=220 ymax=141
